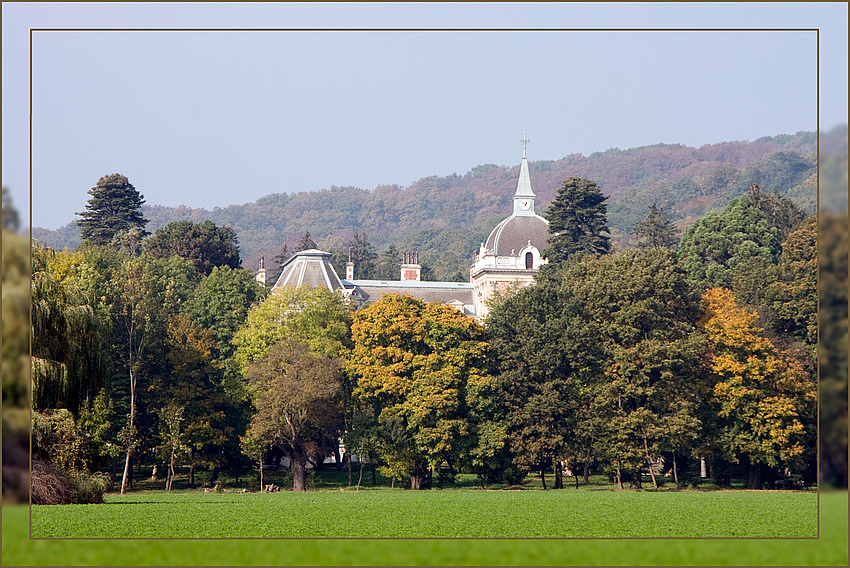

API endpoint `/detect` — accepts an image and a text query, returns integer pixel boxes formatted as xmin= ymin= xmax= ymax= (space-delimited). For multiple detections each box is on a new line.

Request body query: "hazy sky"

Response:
xmin=2 ymin=3 xmax=847 ymax=230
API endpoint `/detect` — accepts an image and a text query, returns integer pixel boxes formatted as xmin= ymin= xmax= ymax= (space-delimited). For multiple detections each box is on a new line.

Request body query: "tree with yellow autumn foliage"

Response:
xmin=346 ymin=294 xmax=494 ymax=489
xmin=699 ymin=288 xmax=816 ymax=489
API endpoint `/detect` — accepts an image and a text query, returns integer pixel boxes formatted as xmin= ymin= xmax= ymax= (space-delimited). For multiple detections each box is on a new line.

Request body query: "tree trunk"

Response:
xmin=357 ymin=460 xmax=364 ymax=491
xmin=672 ymin=457 xmax=678 ymax=486
xmin=554 ymin=462 xmax=563 ymax=489
xmin=643 ymin=436 xmax=658 ymax=489
xmin=291 ymin=448 xmax=307 ymax=492
xmin=189 ymin=460 xmax=195 ymax=487
xmin=370 ymin=455 xmax=376 ymax=486
xmin=167 ymin=449 xmax=176 ymax=492
xmin=540 ymin=455 xmax=547 ymax=490
xmin=583 ymin=464 xmax=589 ymax=485
xmin=333 ymin=443 xmax=342 ymax=473
xmin=633 ymin=471 xmax=642 ymax=489
xmin=121 ymin=451 xmax=132 ymax=494
xmin=410 ymin=473 xmax=423 ymax=490
xmin=259 ymin=457 xmax=264 ymax=492
xmin=120 ymin=364 xmax=136 ymax=495
xmin=347 ymin=453 xmax=353 ymax=486
xmin=616 ymin=461 xmax=623 ymax=490
xmin=748 ymin=463 xmax=762 ymax=489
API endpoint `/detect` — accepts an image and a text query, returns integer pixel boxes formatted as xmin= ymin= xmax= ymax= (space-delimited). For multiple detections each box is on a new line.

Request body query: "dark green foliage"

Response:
xmin=747 ymin=183 xmax=807 ymax=241
xmin=347 ymin=232 xmax=377 ymax=279
xmin=373 ymin=244 xmax=400 ymax=281
xmin=559 ymin=250 xmax=706 ymax=487
xmin=544 ymin=177 xmax=610 ymax=267
xmin=76 ymin=174 xmax=149 ymax=246
xmin=184 ymin=265 xmax=268 ymax=362
xmin=145 ymin=220 xmax=241 ymax=276
xmin=486 ymin=282 xmax=582 ymax=487
xmin=678 ymin=196 xmax=781 ymax=290
xmin=293 ymin=231 xmax=317 ymax=252
xmin=632 ymin=202 xmax=678 ymax=249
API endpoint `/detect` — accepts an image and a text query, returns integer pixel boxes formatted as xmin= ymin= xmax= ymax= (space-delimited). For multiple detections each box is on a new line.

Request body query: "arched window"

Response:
xmin=525 ymin=251 xmax=534 ymax=269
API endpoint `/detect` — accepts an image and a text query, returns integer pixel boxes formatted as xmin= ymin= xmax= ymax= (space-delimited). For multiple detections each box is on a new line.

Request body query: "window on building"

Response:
xmin=525 ymin=252 xmax=534 ymax=269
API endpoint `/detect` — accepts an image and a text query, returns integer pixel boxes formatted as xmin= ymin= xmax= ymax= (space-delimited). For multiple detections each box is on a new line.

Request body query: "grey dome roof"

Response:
xmin=484 ymin=213 xmax=550 ymax=256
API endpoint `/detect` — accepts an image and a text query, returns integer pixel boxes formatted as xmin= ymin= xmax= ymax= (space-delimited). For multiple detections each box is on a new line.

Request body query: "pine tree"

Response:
xmin=543 ymin=176 xmax=610 ymax=268
xmin=293 ymin=231 xmax=317 ymax=253
xmin=632 ymin=202 xmax=678 ymax=249
xmin=347 ymin=232 xmax=377 ymax=280
xmin=76 ymin=174 xmax=149 ymax=246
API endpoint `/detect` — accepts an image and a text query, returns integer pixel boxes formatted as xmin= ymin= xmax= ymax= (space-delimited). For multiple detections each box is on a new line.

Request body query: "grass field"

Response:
xmin=30 ymin=489 xmax=818 ymax=539
xmin=3 ymin=492 xmax=846 ymax=566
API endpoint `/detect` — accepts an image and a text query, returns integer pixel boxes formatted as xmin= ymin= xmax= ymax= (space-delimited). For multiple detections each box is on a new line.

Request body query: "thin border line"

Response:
xmin=27 ymin=26 xmax=822 ymax=543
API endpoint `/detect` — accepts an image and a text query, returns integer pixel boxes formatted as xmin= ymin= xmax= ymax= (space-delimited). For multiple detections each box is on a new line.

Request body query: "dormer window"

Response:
xmin=525 ymin=251 xmax=534 ymax=269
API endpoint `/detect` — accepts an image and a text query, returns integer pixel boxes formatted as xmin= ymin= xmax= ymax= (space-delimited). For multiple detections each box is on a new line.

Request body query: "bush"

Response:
xmin=73 ymin=471 xmax=109 ymax=504
xmin=31 ymin=458 xmax=109 ymax=505
xmin=31 ymin=459 xmax=76 ymax=505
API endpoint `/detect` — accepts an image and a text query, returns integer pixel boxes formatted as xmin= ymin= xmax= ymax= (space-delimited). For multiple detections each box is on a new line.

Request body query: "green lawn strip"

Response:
xmin=3 ymin=492 xmax=846 ymax=566
xmin=29 ymin=490 xmax=816 ymax=539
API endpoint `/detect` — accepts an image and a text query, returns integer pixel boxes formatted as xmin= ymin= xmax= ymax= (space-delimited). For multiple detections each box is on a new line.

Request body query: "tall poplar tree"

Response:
xmin=544 ymin=176 xmax=610 ymax=268
xmin=76 ymin=174 xmax=149 ymax=246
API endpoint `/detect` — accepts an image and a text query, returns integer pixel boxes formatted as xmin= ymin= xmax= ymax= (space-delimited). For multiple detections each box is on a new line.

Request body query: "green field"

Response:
xmin=30 ymin=489 xmax=817 ymax=539
xmin=3 ymin=492 xmax=846 ymax=566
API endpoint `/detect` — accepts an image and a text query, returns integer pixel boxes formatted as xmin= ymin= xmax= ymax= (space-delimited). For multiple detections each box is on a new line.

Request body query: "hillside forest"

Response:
xmin=31 ymin=128 xmax=836 ymax=283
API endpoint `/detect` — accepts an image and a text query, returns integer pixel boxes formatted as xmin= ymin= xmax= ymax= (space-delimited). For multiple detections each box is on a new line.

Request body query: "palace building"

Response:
xmin=266 ymin=134 xmax=549 ymax=321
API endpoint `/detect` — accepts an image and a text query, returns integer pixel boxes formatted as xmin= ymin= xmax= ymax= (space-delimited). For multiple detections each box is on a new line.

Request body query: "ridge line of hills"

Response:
xmin=33 ymin=127 xmax=844 ymax=282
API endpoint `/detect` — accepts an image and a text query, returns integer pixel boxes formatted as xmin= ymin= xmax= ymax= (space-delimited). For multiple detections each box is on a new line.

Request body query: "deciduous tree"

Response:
xmin=245 ymin=339 xmax=342 ymax=492
xmin=145 ymin=220 xmax=241 ymax=276
xmin=347 ymin=294 xmax=492 ymax=489
xmin=699 ymin=288 xmax=816 ymax=488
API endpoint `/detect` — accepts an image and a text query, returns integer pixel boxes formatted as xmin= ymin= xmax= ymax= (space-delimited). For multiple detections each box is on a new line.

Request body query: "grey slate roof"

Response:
xmin=345 ymin=279 xmax=475 ymax=315
xmin=484 ymin=213 xmax=550 ymax=257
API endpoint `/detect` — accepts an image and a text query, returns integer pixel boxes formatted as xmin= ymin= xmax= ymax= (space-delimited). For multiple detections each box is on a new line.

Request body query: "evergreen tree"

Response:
xmin=293 ymin=231 xmax=317 ymax=253
xmin=347 ymin=232 xmax=377 ymax=280
xmin=632 ymin=202 xmax=678 ymax=249
xmin=266 ymin=242 xmax=291 ymax=286
xmin=374 ymin=244 xmax=400 ymax=281
xmin=145 ymin=220 xmax=241 ymax=276
xmin=76 ymin=174 xmax=149 ymax=246
xmin=747 ymin=183 xmax=807 ymax=241
xmin=544 ymin=176 xmax=610 ymax=268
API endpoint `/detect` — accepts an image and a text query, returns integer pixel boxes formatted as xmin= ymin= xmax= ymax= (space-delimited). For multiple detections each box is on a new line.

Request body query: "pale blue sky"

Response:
xmin=2 ymin=3 xmax=847 ymax=230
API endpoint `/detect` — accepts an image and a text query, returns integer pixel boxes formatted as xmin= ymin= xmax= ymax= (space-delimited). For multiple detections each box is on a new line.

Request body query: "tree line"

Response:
xmin=27 ymin=169 xmax=821 ymax=501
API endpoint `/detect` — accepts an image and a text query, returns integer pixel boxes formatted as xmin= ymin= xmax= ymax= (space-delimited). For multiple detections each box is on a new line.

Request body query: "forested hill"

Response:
xmin=35 ymin=128 xmax=828 ymax=281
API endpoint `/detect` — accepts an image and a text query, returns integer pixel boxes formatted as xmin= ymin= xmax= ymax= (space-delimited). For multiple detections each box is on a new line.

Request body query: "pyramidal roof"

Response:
xmin=273 ymin=249 xmax=345 ymax=291
xmin=514 ymin=140 xmax=535 ymax=198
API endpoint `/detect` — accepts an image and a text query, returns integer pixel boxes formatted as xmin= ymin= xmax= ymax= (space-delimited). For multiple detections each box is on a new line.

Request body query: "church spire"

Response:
xmin=513 ymin=126 xmax=536 ymax=215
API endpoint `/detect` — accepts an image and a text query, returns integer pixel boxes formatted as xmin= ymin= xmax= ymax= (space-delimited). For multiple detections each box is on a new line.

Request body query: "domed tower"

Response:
xmin=470 ymin=130 xmax=549 ymax=320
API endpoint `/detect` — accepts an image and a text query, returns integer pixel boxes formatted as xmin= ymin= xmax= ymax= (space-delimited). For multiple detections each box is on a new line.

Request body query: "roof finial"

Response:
xmin=521 ymin=123 xmax=530 ymax=158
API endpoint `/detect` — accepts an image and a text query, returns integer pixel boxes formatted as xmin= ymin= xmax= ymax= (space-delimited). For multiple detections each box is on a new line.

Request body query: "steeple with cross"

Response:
xmin=513 ymin=125 xmax=536 ymax=214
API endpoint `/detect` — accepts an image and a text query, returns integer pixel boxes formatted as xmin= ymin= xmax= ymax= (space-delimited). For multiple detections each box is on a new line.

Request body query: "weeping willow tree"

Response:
xmin=31 ymin=243 xmax=109 ymax=415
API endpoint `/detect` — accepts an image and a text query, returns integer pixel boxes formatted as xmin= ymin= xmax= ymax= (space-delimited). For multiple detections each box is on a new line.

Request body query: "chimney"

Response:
xmin=346 ymin=247 xmax=355 ymax=280
xmin=256 ymin=256 xmax=267 ymax=286
xmin=400 ymin=251 xmax=421 ymax=282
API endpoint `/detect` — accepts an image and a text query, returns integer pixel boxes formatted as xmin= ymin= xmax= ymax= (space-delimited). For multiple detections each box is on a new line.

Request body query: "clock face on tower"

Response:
xmin=519 ymin=199 xmax=531 ymax=211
